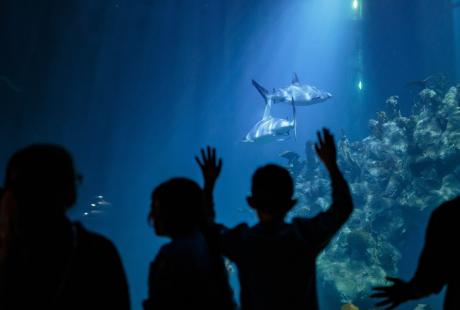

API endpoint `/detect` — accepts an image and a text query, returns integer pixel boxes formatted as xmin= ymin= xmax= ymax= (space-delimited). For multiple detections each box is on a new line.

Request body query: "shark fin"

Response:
xmin=241 ymin=135 xmax=253 ymax=143
xmin=291 ymin=97 xmax=297 ymax=140
xmin=252 ymin=80 xmax=269 ymax=102
xmin=292 ymin=73 xmax=300 ymax=85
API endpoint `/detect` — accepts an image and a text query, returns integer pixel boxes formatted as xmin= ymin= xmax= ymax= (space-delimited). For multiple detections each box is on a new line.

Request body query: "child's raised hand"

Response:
xmin=195 ymin=146 xmax=222 ymax=192
xmin=314 ymin=128 xmax=338 ymax=172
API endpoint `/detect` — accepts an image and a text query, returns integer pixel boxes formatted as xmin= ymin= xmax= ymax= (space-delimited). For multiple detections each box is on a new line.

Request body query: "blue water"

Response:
xmin=1 ymin=1 xmax=458 ymax=309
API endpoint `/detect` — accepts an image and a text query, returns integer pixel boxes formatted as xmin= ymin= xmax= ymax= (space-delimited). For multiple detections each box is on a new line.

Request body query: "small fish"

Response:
xmin=279 ymin=150 xmax=300 ymax=162
xmin=406 ymin=76 xmax=433 ymax=90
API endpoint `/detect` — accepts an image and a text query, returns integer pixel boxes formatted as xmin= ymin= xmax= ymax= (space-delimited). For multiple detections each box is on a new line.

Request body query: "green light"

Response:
xmin=352 ymin=0 xmax=359 ymax=10
xmin=358 ymin=80 xmax=363 ymax=91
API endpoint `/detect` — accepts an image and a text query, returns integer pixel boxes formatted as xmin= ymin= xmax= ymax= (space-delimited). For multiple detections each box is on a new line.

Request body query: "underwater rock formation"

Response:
xmin=282 ymin=83 xmax=460 ymax=306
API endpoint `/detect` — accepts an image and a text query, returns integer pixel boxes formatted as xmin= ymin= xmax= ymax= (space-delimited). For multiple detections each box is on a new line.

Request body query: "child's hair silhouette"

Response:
xmin=149 ymin=178 xmax=205 ymax=236
xmin=248 ymin=164 xmax=295 ymax=213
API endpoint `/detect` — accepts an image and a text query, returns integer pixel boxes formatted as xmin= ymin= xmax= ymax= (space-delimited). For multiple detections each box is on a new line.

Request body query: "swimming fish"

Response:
xmin=406 ymin=75 xmax=433 ymax=90
xmin=252 ymin=73 xmax=332 ymax=106
xmin=243 ymin=98 xmax=296 ymax=143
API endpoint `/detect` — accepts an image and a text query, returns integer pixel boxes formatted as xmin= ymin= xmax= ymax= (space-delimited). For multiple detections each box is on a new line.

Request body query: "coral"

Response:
xmin=386 ymin=95 xmax=401 ymax=119
xmin=282 ymin=83 xmax=460 ymax=305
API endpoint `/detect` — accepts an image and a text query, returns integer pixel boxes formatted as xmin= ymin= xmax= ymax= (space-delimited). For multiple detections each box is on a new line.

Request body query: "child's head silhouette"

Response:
xmin=149 ymin=178 xmax=204 ymax=237
xmin=247 ymin=164 xmax=296 ymax=219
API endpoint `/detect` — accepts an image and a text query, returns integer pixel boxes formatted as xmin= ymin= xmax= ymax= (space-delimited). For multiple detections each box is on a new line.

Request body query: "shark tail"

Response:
xmin=252 ymin=80 xmax=269 ymax=103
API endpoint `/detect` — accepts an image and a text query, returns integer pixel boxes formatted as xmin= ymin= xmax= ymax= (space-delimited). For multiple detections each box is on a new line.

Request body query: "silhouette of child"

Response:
xmin=196 ymin=129 xmax=354 ymax=310
xmin=372 ymin=196 xmax=460 ymax=310
xmin=144 ymin=178 xmax=235 ymax=310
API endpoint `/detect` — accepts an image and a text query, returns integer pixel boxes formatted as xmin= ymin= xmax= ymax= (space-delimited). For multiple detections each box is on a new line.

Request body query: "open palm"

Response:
xmin=195 ymin=146 xmax=222 ymax=192
xmin=314 ymin=128 xmax=337 ymax=171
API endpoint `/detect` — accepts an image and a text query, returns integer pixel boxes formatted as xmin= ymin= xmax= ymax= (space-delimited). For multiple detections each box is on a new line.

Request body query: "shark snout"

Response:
xmin=319 ymin=92 xmax=332 ymax=101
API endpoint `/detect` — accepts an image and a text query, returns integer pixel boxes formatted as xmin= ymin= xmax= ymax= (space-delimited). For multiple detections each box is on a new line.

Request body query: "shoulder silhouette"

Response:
xmin=197 ymin=129 xmax=353 ymax=310
xmin=144 ymin=177 xmax=235 ymax=310
xmin=0 ymin=144 xmax=130 ymax=310
xmin=372 ymin=196 xmax=460 ymax=310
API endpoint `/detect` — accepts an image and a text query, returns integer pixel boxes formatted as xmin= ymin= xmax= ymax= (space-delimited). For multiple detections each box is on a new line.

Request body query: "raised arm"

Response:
xmin=315 ymin=128 xmax=353 ymax=220
xmin=195 ymin=146 xmax=222 ymax=222
xmin=297 ymin=128 xmax=353 ymax=250
xmin=371 ymin=205 xmax=449 ymax=309
xmin=195 ymin=147 xmax=247 ymax=261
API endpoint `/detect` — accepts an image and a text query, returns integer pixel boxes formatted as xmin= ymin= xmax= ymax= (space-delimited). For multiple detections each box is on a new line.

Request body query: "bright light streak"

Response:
xmin=358 ymin=80 xmax=363 ymax=91
xmin=352 ymin=0 xmax=359 ymax=10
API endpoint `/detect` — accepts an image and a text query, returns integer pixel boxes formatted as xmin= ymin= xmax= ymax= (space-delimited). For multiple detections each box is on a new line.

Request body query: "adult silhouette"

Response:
xmin=372 ymin=196 xmax=460 ymax=309
xmin=0 ymin=144 xmax=130 ymax=310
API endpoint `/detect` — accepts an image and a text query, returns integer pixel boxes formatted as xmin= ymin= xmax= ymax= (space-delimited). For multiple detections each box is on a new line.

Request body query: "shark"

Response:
xmin=243 ymin=98 xmax=296 ymax=143
xmin=252 ymin=73 xmax=332 ymax=106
